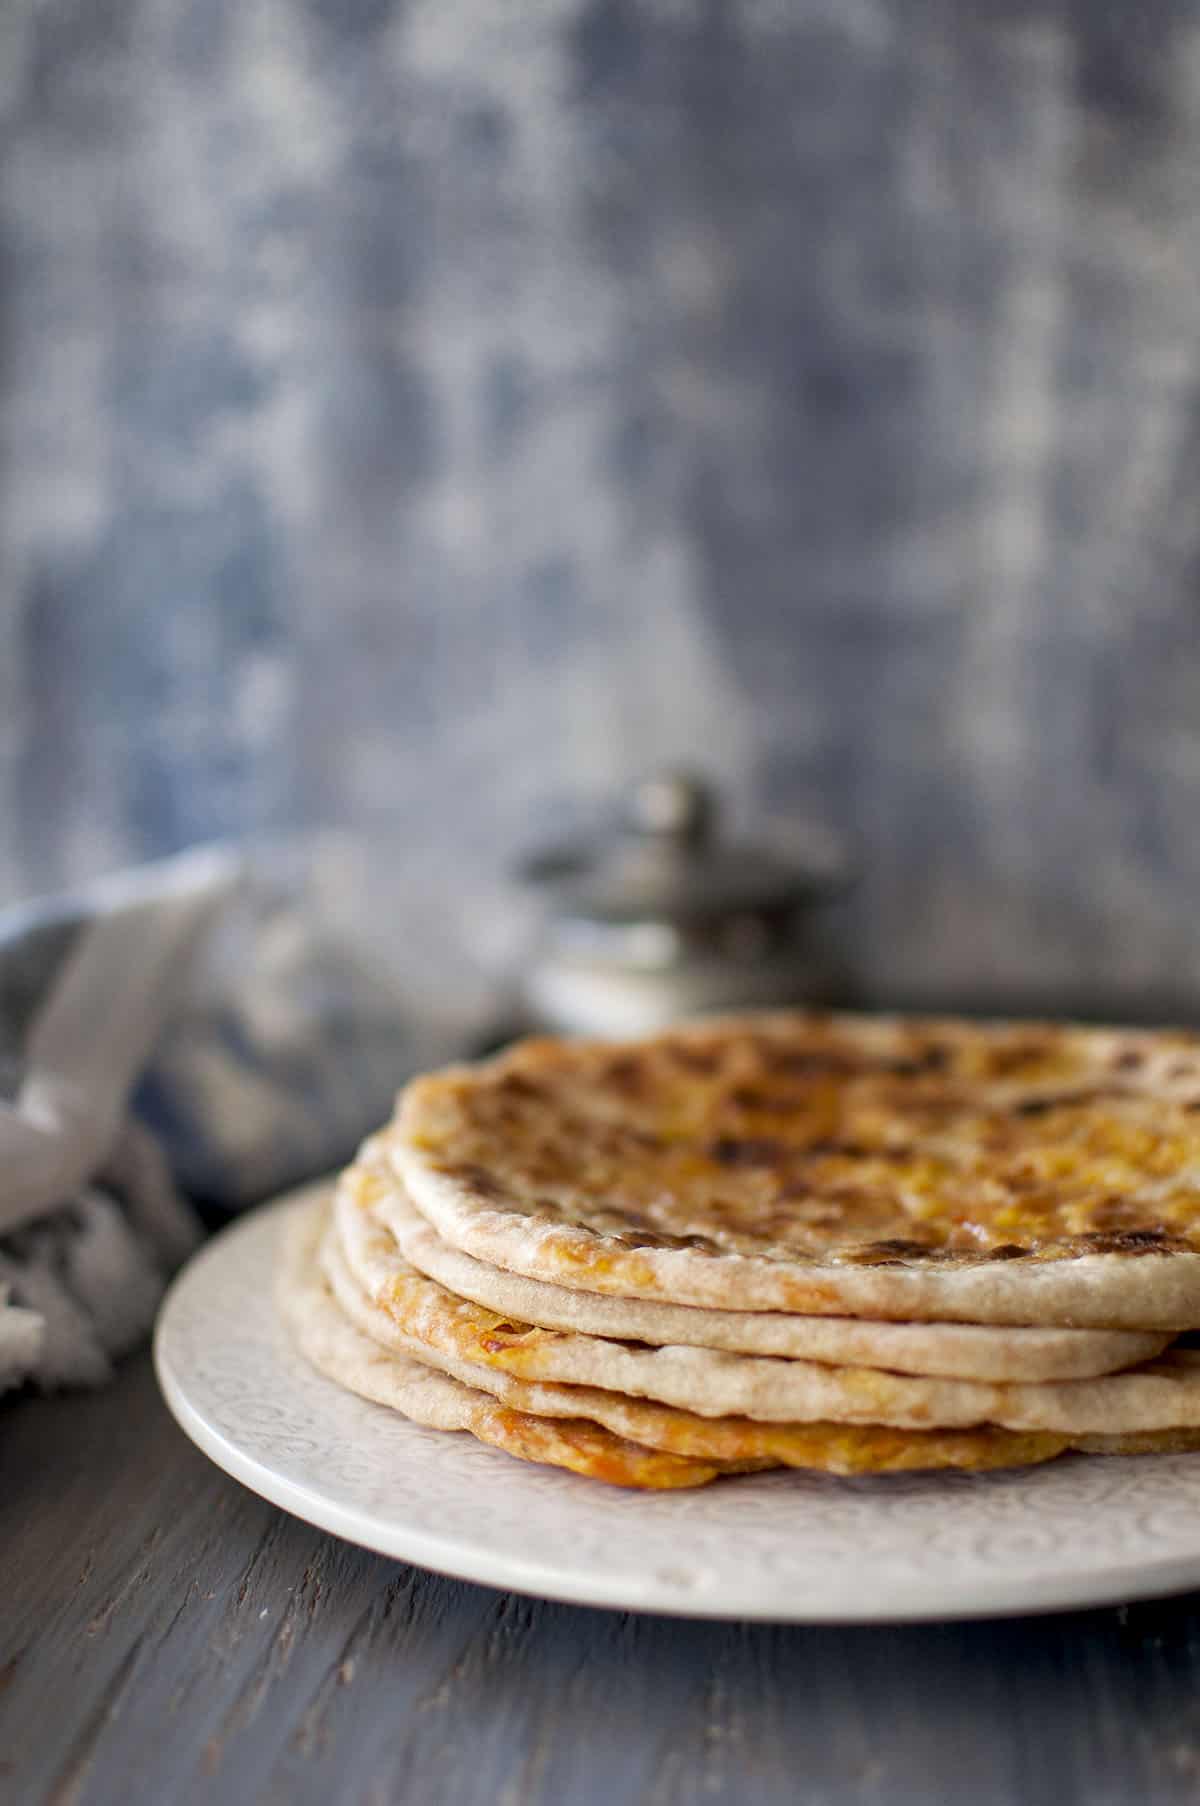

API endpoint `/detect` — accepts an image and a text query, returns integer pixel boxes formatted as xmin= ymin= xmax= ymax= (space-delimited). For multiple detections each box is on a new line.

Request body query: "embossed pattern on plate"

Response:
xmin=154 ymin=1189 xmax=1200 ymax=1621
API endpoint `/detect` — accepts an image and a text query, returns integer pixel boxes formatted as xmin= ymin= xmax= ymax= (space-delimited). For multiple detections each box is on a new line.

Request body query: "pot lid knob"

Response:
xmin=623 ymin=771 xmax=716 ymax=847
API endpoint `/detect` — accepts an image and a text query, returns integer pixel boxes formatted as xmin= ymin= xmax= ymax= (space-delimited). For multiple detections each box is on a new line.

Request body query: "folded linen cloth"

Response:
xmin=0 ymin=839 xmax=493 ymax=1392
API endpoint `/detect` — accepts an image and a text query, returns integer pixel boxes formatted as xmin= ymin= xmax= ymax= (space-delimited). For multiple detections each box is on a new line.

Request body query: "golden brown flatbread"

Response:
xmin=391 ymin=1013 xmax=1200 ymax=1327
xmin=320 ymin=1207 xmax=1075 ymax=1475
xmin=280 ymin=1201 xmax=1200 ymax=1489
xmin=368 ymin=1162 xmax=1168 ymax=1382
xmin=332 ymin=1178 xmax=1200 ymax=1435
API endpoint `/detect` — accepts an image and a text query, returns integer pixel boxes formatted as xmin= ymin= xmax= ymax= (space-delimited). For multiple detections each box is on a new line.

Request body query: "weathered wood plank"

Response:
xmin=6 ymin=1356 xmax=1200 ymax=1805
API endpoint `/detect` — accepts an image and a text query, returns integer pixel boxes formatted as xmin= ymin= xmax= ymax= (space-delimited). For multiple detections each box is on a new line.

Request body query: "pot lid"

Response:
xmin=520 ymin=771 xmax=853 ymax=929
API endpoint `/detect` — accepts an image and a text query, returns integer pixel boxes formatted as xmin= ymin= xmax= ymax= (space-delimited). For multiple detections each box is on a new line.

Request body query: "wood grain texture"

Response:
xmin=5 ymin=1356 xmax=1200 ymax=1805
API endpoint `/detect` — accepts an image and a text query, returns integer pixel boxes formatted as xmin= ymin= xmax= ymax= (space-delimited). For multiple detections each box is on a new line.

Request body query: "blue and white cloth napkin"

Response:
xmin=0 ymin=841 xmax=496 ymax=1392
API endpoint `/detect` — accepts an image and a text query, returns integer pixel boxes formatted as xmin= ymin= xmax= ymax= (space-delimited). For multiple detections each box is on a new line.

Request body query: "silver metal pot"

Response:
xmin=517 ymin=771 xmax=854 ymax=1037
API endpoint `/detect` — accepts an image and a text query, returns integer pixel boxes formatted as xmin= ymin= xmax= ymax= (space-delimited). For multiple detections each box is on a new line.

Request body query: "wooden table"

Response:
xmin=5 ymin=1355 xmax=1200 ymax=1806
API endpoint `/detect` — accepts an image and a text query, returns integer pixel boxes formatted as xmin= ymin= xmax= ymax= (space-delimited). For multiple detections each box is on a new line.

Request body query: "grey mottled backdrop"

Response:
xmin=4 ymin=0 xmax=1200 ymax=1008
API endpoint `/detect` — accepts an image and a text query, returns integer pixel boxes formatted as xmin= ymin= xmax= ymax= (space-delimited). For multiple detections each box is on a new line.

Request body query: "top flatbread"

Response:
xmin=392 ymin=1012 xmax=1200 ymax=1329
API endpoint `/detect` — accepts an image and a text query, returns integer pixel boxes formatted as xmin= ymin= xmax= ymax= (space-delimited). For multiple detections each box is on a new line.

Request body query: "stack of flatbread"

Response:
xmin=280 ymin=1012 xmax=1200 ymax=1488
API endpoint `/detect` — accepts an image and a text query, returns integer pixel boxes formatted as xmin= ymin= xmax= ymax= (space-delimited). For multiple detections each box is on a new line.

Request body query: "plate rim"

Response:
xmin=154 ymin=1191 xmax=1200 ymax=1623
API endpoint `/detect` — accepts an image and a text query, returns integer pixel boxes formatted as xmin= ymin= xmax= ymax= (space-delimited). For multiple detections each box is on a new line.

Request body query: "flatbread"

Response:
xmin=284 ymin=1202 xmax=1200 ymax=1486
xmin=319 ymin=1212 xmax=1075 ymax=1474
xmin=333 ymin=1178 xmax=1200 ymax=1433
xmin=391 ymin=1013 xmax=1200 ymax=1328
xmin=367 ymin=1165 xmax=1169 ymax=1382
xmin=277 ymin=1203 xmax=746 ymax=1489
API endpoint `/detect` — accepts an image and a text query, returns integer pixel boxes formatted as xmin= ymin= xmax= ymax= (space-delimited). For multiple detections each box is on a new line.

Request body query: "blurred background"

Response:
xmin=4 ymin=0 xmax=1200 ymax=1019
